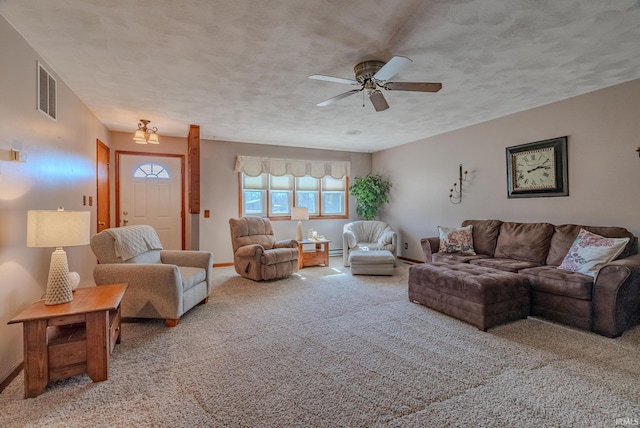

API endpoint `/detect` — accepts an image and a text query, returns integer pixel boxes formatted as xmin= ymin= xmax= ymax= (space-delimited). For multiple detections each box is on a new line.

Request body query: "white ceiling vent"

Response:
xmin=37 ymin=61 xmax=56 ymax=121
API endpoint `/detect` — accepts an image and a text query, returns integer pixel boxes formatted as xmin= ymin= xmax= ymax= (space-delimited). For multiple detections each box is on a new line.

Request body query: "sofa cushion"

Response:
xmin=461 ymin=219 xmax=503 ymax=257
xmin=494 ymin=222 xmax=554 ymax=265
xmin=470 ymin=258 xmax=541 ymax=273
xmin=438 ymin=225 xmax=475 ymax=254
xmin=432 ymin=253 xmax=490 ymax=264
xmin=519 ymin=266 xmax=593 ymax=300
xmin=558 ymin=229 xmax=630 ymax=278
xmin=546 ymin=224 xmax=635 ymax=266
xmin=179 ymin=266 xmax=207 ymax=291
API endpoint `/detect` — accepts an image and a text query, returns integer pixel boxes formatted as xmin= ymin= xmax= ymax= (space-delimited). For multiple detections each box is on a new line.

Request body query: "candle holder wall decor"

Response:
xmin=449 ymin=164 xmax=468 ymax=204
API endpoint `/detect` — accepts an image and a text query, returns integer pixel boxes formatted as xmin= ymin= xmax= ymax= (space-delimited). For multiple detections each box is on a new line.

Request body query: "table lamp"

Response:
xmin=291 ymin=207 xmax=309 ymax=241
xmin=27 ymin=208 xmax=91 ymax=305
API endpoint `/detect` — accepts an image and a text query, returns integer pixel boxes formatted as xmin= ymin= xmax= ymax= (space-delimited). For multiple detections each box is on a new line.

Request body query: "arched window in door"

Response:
xmin=133 ymin=162 xmax=170 ymax=179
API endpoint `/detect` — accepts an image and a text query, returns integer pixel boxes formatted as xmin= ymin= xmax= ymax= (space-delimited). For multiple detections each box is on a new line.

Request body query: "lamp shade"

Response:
xmin=291 ymin=207 xmax=309 ymax=221
xmin=147 ymin=133 xmax=160 ymax=144
xmin=133 ymin=129 xmax=147 ymax=144
xmin=27 ymin=210 xmax=91 ymax=248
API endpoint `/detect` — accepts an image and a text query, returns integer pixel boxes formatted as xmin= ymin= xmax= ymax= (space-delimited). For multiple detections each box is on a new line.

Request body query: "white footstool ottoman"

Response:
xmin=348 ymin=250 xmax=396 ymax=275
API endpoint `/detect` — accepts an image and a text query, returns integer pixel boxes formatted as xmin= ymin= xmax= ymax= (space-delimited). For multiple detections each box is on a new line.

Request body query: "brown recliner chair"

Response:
xmin=229 ymin=217 xmax=299 ymax=281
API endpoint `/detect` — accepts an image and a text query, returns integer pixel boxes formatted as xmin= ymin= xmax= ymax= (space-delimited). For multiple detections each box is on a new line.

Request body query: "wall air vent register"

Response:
xmin=37 ymin=61 xmax=56 ymax=121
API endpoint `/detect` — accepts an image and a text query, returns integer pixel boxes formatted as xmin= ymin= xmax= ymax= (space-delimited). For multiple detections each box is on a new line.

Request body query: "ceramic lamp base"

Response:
xmin=296 ymin=221 xmax=303 ymax=241
xmin=45 ymin=248 xmax=73 ymax=305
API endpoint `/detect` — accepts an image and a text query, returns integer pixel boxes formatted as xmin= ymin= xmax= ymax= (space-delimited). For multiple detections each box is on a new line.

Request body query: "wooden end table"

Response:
xmin=297 ymin=239 xmax=331 ymax=269
xmin=8 ymin=283 xmax=127 ymax=398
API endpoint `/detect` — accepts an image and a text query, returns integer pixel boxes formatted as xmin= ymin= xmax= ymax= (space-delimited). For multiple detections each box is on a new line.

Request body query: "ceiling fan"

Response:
xmin=309 ymin=56 xmax=442 ymax=112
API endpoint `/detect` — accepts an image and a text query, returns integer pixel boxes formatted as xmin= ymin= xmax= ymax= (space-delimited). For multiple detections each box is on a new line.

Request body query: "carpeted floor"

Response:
xmin=1 ymin=257 xmax=639 ymax=427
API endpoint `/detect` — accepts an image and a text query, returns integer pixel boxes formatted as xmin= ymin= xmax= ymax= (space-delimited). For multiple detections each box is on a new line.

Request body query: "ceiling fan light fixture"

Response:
xmin=310 ymin=55 xmax=441 ymax=112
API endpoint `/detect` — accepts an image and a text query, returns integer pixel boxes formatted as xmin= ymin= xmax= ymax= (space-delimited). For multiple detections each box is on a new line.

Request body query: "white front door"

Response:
xmin=118 ymin=154 xmax=183 ymax=250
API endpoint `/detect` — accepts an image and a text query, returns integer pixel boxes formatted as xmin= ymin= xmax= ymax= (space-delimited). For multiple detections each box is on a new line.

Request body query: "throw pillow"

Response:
xmin=438 ymin=225 xmax=476 ymax=255
xmin=558 ymin=228 xmax=630 ymax=278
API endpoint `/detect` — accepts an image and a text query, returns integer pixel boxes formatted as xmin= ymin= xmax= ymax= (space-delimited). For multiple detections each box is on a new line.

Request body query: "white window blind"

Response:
xmin=235 ymin=156 xmax=350 ymax=178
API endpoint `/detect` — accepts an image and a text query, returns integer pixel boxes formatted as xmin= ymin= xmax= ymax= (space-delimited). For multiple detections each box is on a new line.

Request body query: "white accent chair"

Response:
xmin=343 ymin=221 xmax=398 ymax=266
xmin=90 ymin=225 xmax=213 ymax=327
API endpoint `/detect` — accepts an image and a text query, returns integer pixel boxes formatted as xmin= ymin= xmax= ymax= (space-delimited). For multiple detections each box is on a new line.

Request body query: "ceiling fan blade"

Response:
xmin=369 ymin=90 xmax=389 ymax=112
xmin=317 ymin=89 xmax=361 ymax=106
xmin=385 ymin=81 xmax=443 ymax=92
xmin=373 ymin=56 xmax=412 ymax=81
xmin=309 ymin=74 xmax=359 ymax=86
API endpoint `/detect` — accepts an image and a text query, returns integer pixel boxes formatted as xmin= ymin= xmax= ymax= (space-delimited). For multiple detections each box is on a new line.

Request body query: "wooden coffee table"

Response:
xmin=8 ymin=283 xmax=127 ymax=398
xmin=297 ymin=239 xmax=331 ymax=269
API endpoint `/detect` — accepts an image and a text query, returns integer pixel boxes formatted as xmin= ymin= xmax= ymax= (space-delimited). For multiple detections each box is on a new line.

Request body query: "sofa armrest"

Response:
xmin=592 ymin=254 xmax=640 ymax=337
xmin=93 ymin=263 xmax=182 ymax=319
xmin=161 ymin=250 xmax=213 ymax=270
xmin=343 ymin=231 xmax=357 ymax=266
xmin=275 ymin=239 xmax=298 ymax=249
xmin=378 ymin=231 xmax=397 ymax=246
xmin=235 ymin=244 xmax=264 ymax=258
xmin=161 ymin=250 xmax=214 ymax=295
xmin=420 ymin=237 xmax=440 ymax=262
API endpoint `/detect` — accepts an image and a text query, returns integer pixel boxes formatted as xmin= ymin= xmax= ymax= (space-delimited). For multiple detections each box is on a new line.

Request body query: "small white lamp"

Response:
xmin=291 ymin=207 xmax=309 ymax=241
xmin=27 ymin=208 xmax=91 ymax=305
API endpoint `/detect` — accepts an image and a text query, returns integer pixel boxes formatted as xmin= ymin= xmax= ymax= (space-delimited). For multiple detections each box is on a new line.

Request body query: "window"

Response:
xmin=240 ymin=173 xmax=347 ymax=219
xmin=133 ymin=162 xmax=170 ymax=178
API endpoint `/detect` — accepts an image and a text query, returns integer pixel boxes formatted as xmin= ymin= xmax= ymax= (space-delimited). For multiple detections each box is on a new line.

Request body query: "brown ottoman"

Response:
xmin=408 ymin=262 xmax=530 ymax=331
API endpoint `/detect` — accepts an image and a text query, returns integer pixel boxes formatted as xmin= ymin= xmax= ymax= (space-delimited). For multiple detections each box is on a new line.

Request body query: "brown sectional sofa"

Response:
xmin=412 ymin=219 xmax=640 ymax=337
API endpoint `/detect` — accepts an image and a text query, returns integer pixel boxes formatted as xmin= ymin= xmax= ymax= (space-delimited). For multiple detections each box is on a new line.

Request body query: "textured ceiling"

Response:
xmin=2 ymin=0 xmax=640 ymax=152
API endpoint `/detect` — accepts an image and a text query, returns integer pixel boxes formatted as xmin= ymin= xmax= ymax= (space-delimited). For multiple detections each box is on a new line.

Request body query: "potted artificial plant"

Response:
xmin=349 ymin=173 xmax=392 ymax=220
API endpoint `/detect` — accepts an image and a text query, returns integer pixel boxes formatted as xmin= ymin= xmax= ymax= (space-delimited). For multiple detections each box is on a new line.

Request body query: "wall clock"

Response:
xmin=506 ymin=136 xmax=568 ymax=198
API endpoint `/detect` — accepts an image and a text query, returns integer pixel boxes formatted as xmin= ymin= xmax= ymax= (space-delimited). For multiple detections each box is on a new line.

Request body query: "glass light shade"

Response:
xmin=133 ymin=129 xmax=147 ymax=144
xmin=147 ymin=132 xmax=160 ymax=144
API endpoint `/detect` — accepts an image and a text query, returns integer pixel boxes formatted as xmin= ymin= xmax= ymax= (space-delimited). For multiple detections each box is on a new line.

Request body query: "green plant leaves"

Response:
xmin=348 ymin=173 xmax=391 ymax=220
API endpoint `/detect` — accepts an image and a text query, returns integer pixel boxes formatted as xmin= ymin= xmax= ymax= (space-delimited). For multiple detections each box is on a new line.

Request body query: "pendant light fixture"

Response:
xmin=133 ymin=119 xmax=160 ymax=144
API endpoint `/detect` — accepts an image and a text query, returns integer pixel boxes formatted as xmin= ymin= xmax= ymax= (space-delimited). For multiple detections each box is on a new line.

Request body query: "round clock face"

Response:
xmin=513 ymin=147 xmax=556 ymax=190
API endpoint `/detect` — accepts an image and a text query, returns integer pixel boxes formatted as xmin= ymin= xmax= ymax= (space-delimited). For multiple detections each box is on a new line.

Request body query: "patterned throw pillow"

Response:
xmin=438 ymin=225 xmax=476 ymax=254
xmin=558 ymin=228 xmax=630 ymax=278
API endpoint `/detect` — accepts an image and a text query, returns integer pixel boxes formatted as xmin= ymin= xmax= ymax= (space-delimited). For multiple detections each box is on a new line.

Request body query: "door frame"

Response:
xmin=115 ymin=150 xmax=186 ymax=249
xmin=96 ymin=139 xmax=110 ymax=233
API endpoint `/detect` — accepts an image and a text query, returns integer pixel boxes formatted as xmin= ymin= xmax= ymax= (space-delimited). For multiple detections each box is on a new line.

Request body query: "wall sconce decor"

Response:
xmin=449 ymin=164 xmax=468 ymax=204
xmin=27 ymin=208 xmax=91 ymax=305
xmin=133 ymin=119 xmax=160 ymax=144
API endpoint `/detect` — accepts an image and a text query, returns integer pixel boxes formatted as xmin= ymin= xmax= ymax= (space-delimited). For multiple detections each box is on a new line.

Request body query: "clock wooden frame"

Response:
xmin=506 ymin=136 xmax=568 ymax=198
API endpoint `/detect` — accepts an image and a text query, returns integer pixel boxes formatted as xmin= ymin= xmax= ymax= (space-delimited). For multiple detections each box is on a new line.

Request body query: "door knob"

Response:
xmin=98 ymin=221 xmax=105 ymax=226
xmin=122 ymin=219 xmax=129 ymax=226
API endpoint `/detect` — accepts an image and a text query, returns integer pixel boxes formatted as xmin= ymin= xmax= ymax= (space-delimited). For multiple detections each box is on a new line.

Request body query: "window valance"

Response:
xmin=234 ymin=156 xmax=350 ymax=178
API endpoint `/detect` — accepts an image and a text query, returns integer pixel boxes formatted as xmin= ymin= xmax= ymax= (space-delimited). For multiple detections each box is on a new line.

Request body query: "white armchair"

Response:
xmin=90 ymin=225 xmax=213 ymax=327
xmin=343 ymin=221 xmax=397 ymax=266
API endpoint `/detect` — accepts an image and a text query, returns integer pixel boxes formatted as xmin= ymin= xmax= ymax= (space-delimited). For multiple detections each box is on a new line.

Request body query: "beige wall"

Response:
xmin=198 ymin=140 xmax=371 ymax=264
xmin=0 ymin=15 xmax=110 ymax=382
xmin=374 ymin=78 xmax=640 ymax=261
